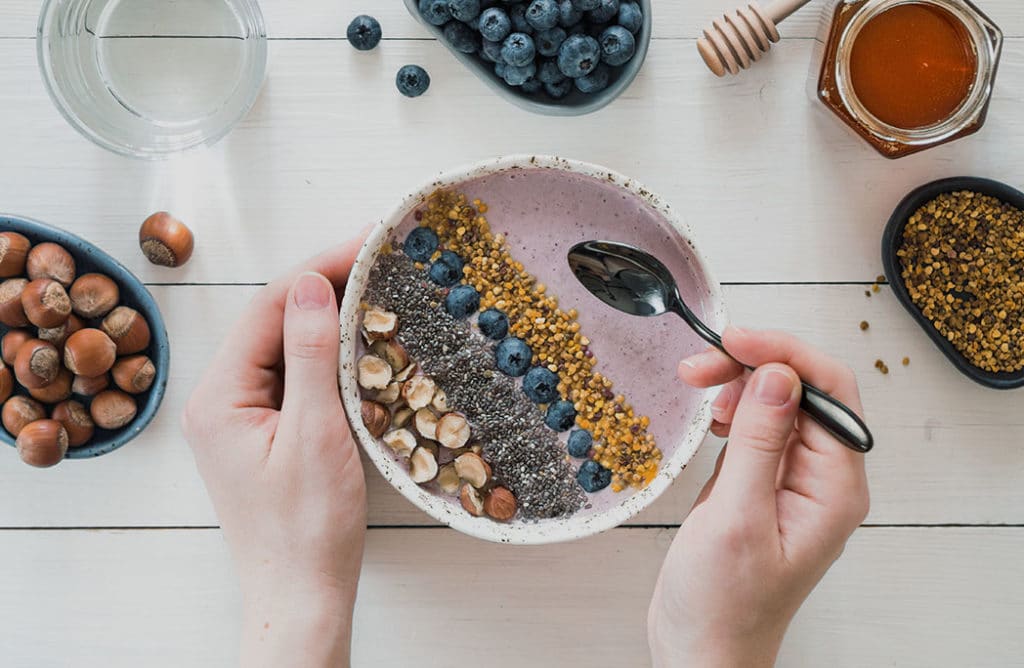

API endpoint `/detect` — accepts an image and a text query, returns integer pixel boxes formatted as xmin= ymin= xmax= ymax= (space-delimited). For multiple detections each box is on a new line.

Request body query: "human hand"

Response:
xmin=648 ymin=327 xmax=870 ymax=667
xmin=182 ymin=239 xmax=367 ymax=667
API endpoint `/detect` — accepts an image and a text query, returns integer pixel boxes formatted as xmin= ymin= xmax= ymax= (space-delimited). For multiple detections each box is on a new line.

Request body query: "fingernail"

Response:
xmin=294 ymin=272 xmax=331 ymax=311
xmin=711 ymin=384 xmax=733 ymax=419
xmin=754 ymin=369 xmax=796 ymax=407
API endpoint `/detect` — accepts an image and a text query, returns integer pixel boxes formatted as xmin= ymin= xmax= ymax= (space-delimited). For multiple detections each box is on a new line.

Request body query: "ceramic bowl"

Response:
xmin=403 ymin=1 xmax=652 ymax=116
xmin=338 ymin=155 xmax=727 ymax=544
xmin=882 ymin=176 xmax=1024 ymax=389
xmin=0 ymin=214 xmax=170 ymax=457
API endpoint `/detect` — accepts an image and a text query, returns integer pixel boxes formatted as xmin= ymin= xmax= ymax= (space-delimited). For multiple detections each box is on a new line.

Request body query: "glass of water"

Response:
xmin=38 ymin=0 xmax=267 ymax=158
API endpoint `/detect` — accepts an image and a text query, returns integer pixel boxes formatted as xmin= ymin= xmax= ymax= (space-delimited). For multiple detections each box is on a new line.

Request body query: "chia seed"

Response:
xmin=364 ymin=249 xmax=586 ymax=519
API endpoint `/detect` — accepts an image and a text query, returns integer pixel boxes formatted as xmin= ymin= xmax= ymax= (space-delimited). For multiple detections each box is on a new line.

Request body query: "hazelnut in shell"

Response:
xmin=16 ymin=419 xmax=69 ymax=468
xmin=0 ymin=361 xmax=12 ymax=405
xmin=1 ymin=329 xmax=31 ymax=365
xmin=139 ymin=212 xmax=194 ymax=267
xmin=69 ymin=273 xmax=120 ymax=319
xmin=0 ymin=231 xmax=30 ymax=277
xmin=2 ymin=396 xmax=46 ymax=437
xmin=64 ymin=328 xmax=117 ymax=377
xmin=21 ymin=278 xmax=71 ymax=328
xmin=26 ymin=242 xmax=76 ymax=287
xmin=51 ymin=400 xmax=95 ymax=448
xmin=72 ymin=373 xmax=110 ymax=397
xmin=14 ymin=338 xmax=60 ymax=389
xmin=28 ymin=368 xmax=73 ymax=404
xmin=90 ymin=389 xmax=137 ymax=429
xmin=101 ymin=306 xmax=151 ymax=355
xmin=0 ymin=278 xmax=29 ymax=327
xmin=111 ymin=354 xmax=155 ymax=394
xmin=38 ymin=313 xmax=83 ymax=348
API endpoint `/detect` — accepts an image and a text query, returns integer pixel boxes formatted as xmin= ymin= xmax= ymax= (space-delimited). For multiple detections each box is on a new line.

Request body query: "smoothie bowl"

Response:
xmin=339 ymin=156 xmax=726 ymax=544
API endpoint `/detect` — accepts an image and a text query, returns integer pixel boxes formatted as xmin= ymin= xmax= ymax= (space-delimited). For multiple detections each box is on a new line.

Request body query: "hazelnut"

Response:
xmin=357 ymin=354 xmax=393 ymax=390
xmin=101 ymin=306 xmax=151 ymax=355
xmin=381 ymin=428 xmax=416 ymax=457
xmin=1 ymin=329 xmax=32 ymax=365
xmin=26 ymin=242 xmax=75 ymax=287
xmin=408 ymin=446 xmax=439 ymax=483
xmin=72 ymin=373 xmax=110 ymax=397
xmin=51 ymin=400 xmax=95 ymax=448
xmin=64 ymin=328 xmax=117 ymax=377
xmin=14 ymin=338 xmax=60 ymax=388
xmin=483 ymin=487 xmax=518 ymax=522
xmin=28 ymin=368 xmax=73 ymax=404
xmin=89 ymin=389 xmax=137 ymax=429
xmin=360 ymin=400 xmax=391 ymax=438
xmin=38 ymin=313 xmax=83 ymax=348
xmin=414 ymin=408 xmax=439 ymax=440
xmin=362 ymin=307 xmax=398 ymax=341
xmin=401 ymin=375 xmax=436 ymax=410
xmin=459 ymin=484 xmax=485 ymax=516
xmin=139 ymin=212 xmax=194 ymax=267
xmin=0 ymin=231 xmax=30 ymax=277
xmin=436 ymin=413 xmax=470 ymax=449
xmin=21 ymin=278 xmax=71 ymax=328
xmin=16 ymin=419 xmax=68 ymax=467
xmin=0 ymin=278 xmax=29 ymax=327
xmin=454 ymin=452 xmax=492 ymax=489
xmin=111 ymin=354 xmax=155 ymax=394
xmin=69 ymin=273 xmax=120 ymax=319
xmin=0 ymin=362 xmax=12 ymax=405
xmin=437 ymin=462 xmax=461 ymax=495
xmin=2 ymin=396 xmax=46 ymax=436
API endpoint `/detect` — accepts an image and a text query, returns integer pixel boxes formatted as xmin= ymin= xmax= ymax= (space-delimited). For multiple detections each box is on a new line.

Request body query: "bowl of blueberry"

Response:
xmin=338 ymin=155 xmax=726 ymax=544
xmin=407 ymin=0 xmax=651 ymax=115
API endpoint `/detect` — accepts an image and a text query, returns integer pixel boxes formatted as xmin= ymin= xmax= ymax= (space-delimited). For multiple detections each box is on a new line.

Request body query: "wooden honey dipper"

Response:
xmin=697 ymin=0 xmax=812 ymax=76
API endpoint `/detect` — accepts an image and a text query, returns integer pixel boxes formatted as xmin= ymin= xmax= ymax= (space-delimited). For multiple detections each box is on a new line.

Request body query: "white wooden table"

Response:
xmin=1 ymin=1 xmax=1023 ymax=665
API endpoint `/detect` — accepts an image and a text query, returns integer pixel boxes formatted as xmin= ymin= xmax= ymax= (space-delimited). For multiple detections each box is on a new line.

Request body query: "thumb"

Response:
xmin=715 ymin=363 xmax=802 ymax=510
xmin=279 ymin=272 xmax=343 ymax=423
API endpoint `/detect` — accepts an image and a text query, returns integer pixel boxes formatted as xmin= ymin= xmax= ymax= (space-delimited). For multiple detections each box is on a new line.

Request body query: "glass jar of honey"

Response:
xmin=812 ymin=0 xmax=1002 ymax=158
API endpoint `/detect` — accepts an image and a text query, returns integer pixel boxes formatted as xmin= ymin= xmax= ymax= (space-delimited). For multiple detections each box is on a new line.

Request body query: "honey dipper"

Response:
xmin=697 ymin=0 xmax=812 ymax=76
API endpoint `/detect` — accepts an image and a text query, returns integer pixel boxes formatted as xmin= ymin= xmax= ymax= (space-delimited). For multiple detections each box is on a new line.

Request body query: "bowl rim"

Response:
xmin=881 ymin=176 xmax=1024 ymax=390
xmin=402 ymin=0 xmax=652 ymax=117
xmin=338 ymin=154 xmax=727 ymax=544
xmin=0 ymin=213 xmax=171 ymax=457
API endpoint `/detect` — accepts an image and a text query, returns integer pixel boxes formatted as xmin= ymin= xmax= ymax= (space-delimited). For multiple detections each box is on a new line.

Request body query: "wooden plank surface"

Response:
xmin=0 ymin=527 xmax=1020 ymax=667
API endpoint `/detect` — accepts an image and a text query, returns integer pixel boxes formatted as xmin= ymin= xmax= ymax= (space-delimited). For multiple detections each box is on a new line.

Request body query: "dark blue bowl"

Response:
xmin=0 ymin=214 xmax=170 ymax=457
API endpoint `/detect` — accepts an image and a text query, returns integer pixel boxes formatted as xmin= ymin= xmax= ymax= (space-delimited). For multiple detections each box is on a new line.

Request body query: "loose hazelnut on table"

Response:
xmin=139 ymin=212 xmax=194 ymax=268
xmin=69 ymin=273 xmax=120 ymax=319
xmin=14 ymin=338 xmax=60 ymax=389
xmin=89 ymin=390 xmax=137 ymax=430
xmin=72 ymin=373 xmax=110 ymax=397
xmin=16 ymin=419 xmax=69 ymax=468
xmin=0 ymin=231 xmax=30 ymax=277
xmin=111 ymin=355 xmax=155 ymax=394
xmin=1 ymin=329 xmax=31 ymax=365
xmin=360 ymin=400 xmax=391 ymax=438
xmin=21 ymin=278 xmax=71 ymax=328
xmin=483 ymin=487 xmax=517 ymax=522
xmin=28 ymin=368 xmax=73 ymax=404
xmin=2 ymin=395 xmax=46 ymax=437
xmin=101 ymin=306 xmax=151 ymax=355
xmin=64 ymin=328 xmax=117 ymax=377
xmin=38 ymin=313 xmax=83 ymax=348
xmin=51 ymin=400 xmax=95 ymax=448
xmin=0 ymin=278 xmax=30 ymax=327
xmin=26 ymin=242 xmax=76 ymax=287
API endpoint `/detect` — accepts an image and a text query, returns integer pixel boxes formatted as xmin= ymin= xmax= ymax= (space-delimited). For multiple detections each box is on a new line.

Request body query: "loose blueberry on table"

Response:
xmin=346 ymin=15 xmax=382 ymax=51
xmin=396 ymin=65 xmax=432 ymax=97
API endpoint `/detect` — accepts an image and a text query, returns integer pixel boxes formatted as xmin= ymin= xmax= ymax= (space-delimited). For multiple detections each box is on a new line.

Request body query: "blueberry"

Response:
xmin=537 ymin=59 xmax=565 ymax=84
xmin=509 ymin=3 xmax=534 ymax=33
xmin=576 ymin=460 xmax=612 ymax=492
xmin=404 ymin=226 xmax=438 ymax=261
xmin=446 ymin=284 xmax=481 ymax=319
xmin=598 ymin=25 xmax=635 ymax=66
xmin=523 ymin=367 xmax=560 ymax=403
xmin=444 ymin=21 xmax=479 ymax=53
xmin=495 ymin=61 xmax=508 ymax=78
xmin=575 ymin=63 xmax=610 ymax=93
xmin=567 ymin=429 xmax=593 ymax=458
xmin=502 ymin=62 xmax=537 ymax=86
xmin=544 ymin=78 xmax=573 ymax=98
xmin=396 ymin=64 xmax=431 ymax=97
xmin=526 ymin=0 xmax=559 ymax=29
xmin=535 ymin=26 xmax=567 ymax=57
xmin=558 ymin=0 xmax=583 ymax=27
xmin=419 ymin=0 xmax=451 ymax=26
xmin=571 ymin=0 xmax=600 ymax=9
xmin=521 ymin=76 xmax=543 ymax=93
xmin=618 ymin=1 xmax=642 ymax=33
xmin=448 ymin=0 xmax=481 ymax=21
xmin=478 ymin=308 xmax=510 ymax=339
xmin=428 ymin=251 xmax=464 ymax=286
xmin=557 ymin=34 xmax=600 ymax=78
xmin=347 ymin=15 xmax=382 ymax=51
xmin=501 ymin=32 xmax=536 ymax=66
xmin=587 ymin=0 xmax=619 ymax=23
xmin=479 ymin=7 xmax=512 ymax=41
xmin=545 ymin=400 xmax=577 ymax=431
xmin=495 ymin=337 xmax=532 ymax=376
xmin=480 ymin=38 xmax=504 ymax=62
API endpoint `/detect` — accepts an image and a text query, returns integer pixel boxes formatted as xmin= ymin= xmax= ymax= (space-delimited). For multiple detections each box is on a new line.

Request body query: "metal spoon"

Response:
xmin=567 ymin=240 xmax=873 ymax=453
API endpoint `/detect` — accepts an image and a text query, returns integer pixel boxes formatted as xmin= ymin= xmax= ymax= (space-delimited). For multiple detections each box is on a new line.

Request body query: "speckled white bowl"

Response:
xmin=339 ymin=155 xmax=727 ymax=544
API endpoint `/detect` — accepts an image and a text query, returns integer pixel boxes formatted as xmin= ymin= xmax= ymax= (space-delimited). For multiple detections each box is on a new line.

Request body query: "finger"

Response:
xmin=677 ymin=347 xmax=745 ymax=388
xmin=277 ymin=272 xmax=345 ymax=439
xmin=709 ymin=378 xmax=745 ymax=425
xmin=691 ymin=445 xmax=727 ymax=510
xmin=710 ymin=421 xmax=731 ymax=438
xmin=714 ymin=363 xmax=802 ymax=511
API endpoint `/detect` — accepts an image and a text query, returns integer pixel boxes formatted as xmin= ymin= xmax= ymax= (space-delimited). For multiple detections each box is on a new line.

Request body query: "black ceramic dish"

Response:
xmin=882 ymin=176 xmax=1024 ymax=390
xmin=0 ymin=214 xmax=170 ymax=457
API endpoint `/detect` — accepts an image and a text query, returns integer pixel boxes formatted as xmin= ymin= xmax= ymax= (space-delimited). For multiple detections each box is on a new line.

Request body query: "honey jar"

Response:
xmin=812 ymin=0 xmax=1002 ymax=158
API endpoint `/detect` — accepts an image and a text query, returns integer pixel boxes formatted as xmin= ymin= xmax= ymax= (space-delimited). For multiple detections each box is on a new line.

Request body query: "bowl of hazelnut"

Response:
xmin=0 ymin=213 xmax=170 ymax=466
